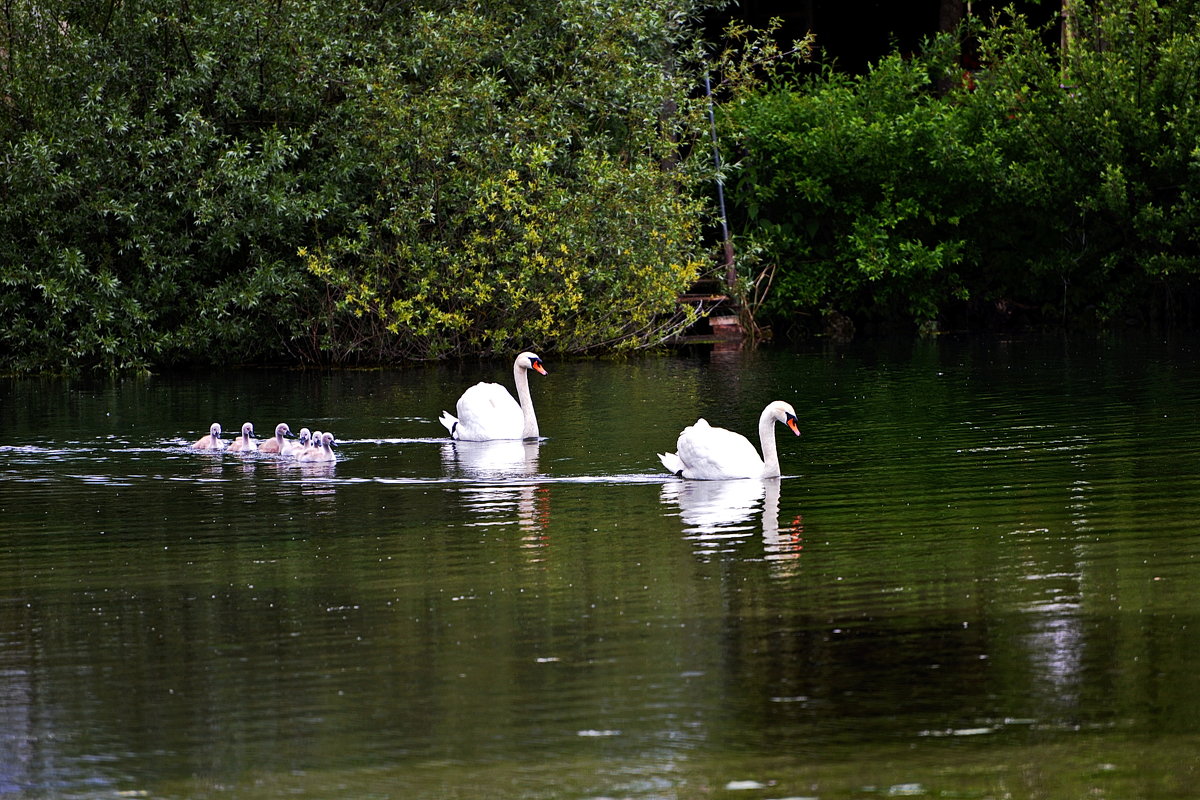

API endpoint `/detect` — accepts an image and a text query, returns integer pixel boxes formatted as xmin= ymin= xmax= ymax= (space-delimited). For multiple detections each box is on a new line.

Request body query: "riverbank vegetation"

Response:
xmin=720 ymin=1 xmax=1200 ymax=337
xmin=0 ymin=0 xmax=719 ymax=373
xmin=2 ymin=1 xmax=1198 ymax=374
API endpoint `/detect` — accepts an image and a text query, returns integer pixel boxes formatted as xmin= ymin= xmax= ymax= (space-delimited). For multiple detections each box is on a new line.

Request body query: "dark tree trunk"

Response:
xmin=937 ymin=0 xmax=966 ymax=94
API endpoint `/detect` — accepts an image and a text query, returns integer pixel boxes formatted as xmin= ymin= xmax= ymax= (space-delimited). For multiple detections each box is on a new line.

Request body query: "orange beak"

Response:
xmin=531 ymin=359 xmax=548 ymax=376
xmin=787 ymin=416 xmax=801 ymax=436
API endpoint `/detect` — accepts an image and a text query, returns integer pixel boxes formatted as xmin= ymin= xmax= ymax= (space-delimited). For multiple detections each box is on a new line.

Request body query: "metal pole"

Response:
xmin=705 ymin=72 xmax=736 ymax=289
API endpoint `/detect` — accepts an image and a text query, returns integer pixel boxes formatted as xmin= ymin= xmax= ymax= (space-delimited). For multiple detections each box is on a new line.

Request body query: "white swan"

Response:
xmin=192 ymin=422 xmax=226 ymax=450
xmin=258 ymin=422 xmax=295 ymax=454
xmin=439 ymin=351 xmax=548 ymax=441
xmin=658 ymin=400 xmax=800 ymax=480
xmin=297 ymin=431 xmax=336 ymax=462
xmin=228 ymin=421 xmax=258 ymax=453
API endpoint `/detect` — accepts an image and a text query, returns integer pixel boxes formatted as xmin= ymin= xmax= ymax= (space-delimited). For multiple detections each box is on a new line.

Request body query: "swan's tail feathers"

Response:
xmin=439 ymin=411 xmax=459 ymax=438
xmin=658 ymin=452 xmax=685 ymax=477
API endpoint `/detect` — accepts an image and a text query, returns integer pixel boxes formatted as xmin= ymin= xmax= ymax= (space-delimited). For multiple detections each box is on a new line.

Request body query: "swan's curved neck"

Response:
xmin=758 ymin=406 xmax=781 ymax=478
xmin=513 ymin=362 xmax=539 ymax=439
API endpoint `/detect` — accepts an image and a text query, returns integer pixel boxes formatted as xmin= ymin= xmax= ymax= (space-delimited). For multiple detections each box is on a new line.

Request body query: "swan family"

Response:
xmin=189 ymin=351 xmax=801 ymax=478
xmin=192 ymin=421 xmax=337 ymax=462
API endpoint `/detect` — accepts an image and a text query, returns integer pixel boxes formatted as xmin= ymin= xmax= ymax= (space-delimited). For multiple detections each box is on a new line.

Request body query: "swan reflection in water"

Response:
xmin=441 ymin=439 xmax=541 ymax=481
xmin=661 ymin=477 xmax=803 ymax=565
xmin=441 ymin=439 xmax=549 ymax=538
xmin=291 ymin=459 xmax=339 ymax=503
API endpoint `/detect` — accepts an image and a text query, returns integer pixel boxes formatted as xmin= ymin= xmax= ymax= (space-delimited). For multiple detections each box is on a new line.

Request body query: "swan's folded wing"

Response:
xmin=457 ymin=382 xmax=516 ymax=413
xmin=453 ymin=382 xmax=524 ymax=440
xmin=676 ymin=424 xmax=764 ymax=480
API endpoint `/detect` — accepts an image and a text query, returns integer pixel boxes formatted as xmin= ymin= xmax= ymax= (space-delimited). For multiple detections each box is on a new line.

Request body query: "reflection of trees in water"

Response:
xmin=0 ymin=624 xmax=34 ymax=794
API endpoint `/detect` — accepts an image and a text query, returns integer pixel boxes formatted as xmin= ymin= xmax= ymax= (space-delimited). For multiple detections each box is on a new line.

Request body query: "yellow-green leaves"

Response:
xmin=298 ymin=1 xmax=714 ymax=360
xmin=0 ymin=0 xmax=718 ymax=371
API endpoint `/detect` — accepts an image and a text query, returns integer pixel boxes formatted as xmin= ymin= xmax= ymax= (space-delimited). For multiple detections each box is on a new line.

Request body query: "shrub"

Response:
xmin=301 ymin=2 xmax=712 ymax=361
xmin=0 ymin=1 xmax=353 ymax=373
xmin=720 ymin=1 xmax=1200 ymax=333
xmin=0 ymin=0 xmax=716 ymax=373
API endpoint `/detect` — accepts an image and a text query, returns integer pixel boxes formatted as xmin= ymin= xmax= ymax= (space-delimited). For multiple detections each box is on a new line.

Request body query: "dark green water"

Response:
xmin=3 ymin=336 xmax=1200 ymax=799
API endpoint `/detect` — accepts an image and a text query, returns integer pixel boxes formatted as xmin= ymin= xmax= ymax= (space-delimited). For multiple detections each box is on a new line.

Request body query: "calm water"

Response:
xmin=3 ymin=336 xmax=1200 ymax=799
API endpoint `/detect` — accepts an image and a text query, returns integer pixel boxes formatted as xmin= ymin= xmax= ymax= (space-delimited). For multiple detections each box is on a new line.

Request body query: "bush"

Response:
xmin=722 ymin=46 xmax=996 ymax=328
xmin=0 ymin=2 xmax=349 ymax=373
xmin=0 ymin=0 xmax=716 ymax=373
xmin=720 ymin=1 xmax=1200 ymax=334
xmin=301 ymin=2 xmax=712 ymax=361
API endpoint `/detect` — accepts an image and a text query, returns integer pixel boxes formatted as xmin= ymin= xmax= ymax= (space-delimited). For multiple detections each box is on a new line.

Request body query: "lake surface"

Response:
xmin=3 ymin=335 xmax=1200 ymax=799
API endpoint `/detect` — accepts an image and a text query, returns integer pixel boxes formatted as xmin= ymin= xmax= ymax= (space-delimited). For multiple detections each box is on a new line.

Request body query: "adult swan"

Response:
xmin=658 ymin=400 xmax=800 ymax=480
xmin=440 ymin=352 xmax=549 ymax=441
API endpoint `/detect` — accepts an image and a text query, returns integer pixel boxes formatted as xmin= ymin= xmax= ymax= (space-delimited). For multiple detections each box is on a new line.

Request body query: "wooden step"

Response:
xmin=678 ymin=293 xmax=729 ymax=305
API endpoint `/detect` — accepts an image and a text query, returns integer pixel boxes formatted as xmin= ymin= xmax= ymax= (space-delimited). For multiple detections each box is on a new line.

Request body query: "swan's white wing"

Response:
xmin=675 ymin=418 xmax=765 ymax=480
xmin=450 ymin=382 xmax=525 ymax=440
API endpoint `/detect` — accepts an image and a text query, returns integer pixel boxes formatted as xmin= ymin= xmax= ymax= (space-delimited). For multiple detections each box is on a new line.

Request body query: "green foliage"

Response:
xmin=303 ymin=1 xmax=712 ymax=360
xmin=974 ymin=1 xmax=1200 ymax=324
xmin=722 ymin=48 xmax=993 ymax=327
xmin=0 ymin=0 xmax=354 ymax=373
xmin=721 ymin=1 xmax=1200 ymax=332
xmin=0 ymin=0 xmax=716 ymax=373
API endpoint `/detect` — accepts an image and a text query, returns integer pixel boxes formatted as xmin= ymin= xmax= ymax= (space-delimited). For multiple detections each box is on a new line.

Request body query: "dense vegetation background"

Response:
xmin=721 ymin=1 xmax=1200 ymax=337
xmin=0 ymin=0 xmax=717 ymax=373
xmin=3 ymin=0 xmax=1200 ymax=373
